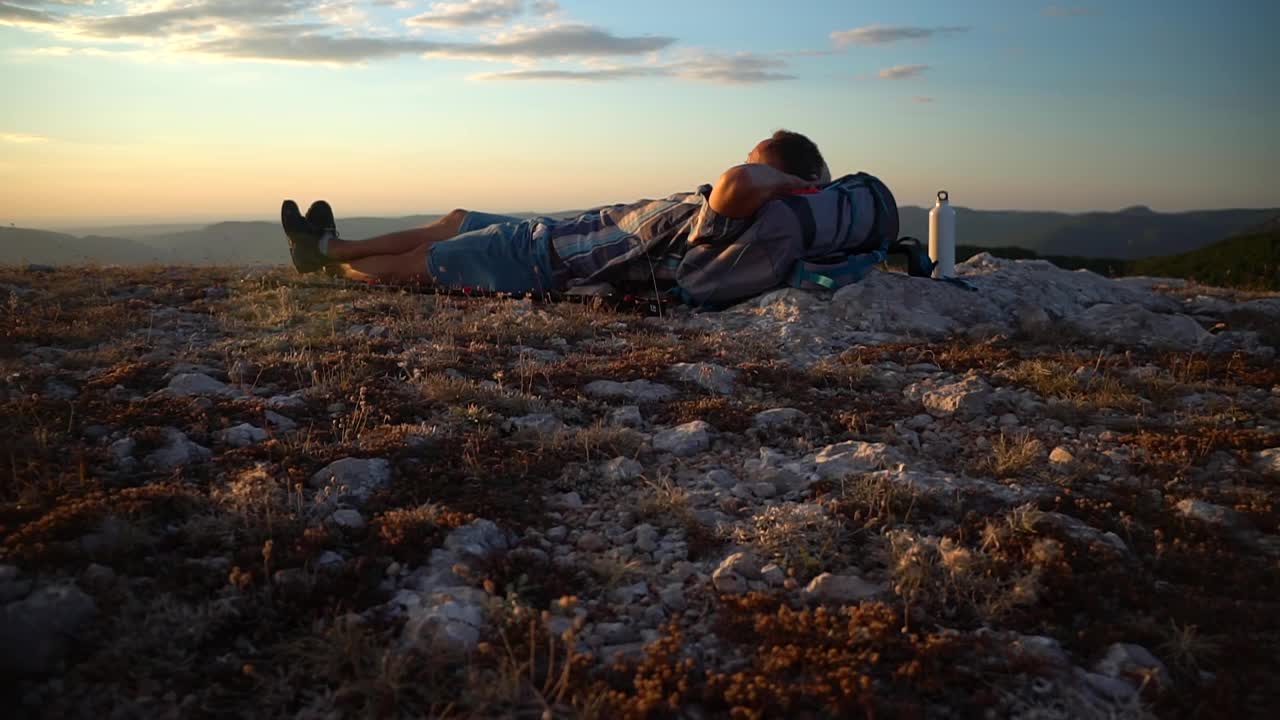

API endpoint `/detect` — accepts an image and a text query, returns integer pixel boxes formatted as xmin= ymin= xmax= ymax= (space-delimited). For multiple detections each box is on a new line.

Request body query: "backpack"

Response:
xmin=675 ymin=172 xmax=934 ymax=309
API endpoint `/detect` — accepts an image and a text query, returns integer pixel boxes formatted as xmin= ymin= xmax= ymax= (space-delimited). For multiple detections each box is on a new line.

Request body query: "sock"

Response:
xmin=317 ymin=230 xmax=334 ymax=258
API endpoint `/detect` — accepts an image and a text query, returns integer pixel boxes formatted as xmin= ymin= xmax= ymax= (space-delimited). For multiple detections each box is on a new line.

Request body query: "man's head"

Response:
xmin=748 ymin=130 xmax=830 ymax=183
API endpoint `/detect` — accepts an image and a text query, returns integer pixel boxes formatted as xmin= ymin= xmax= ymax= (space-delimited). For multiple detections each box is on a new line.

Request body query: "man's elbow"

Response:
xmin=708 ymin=165 xmax=759 ymax=218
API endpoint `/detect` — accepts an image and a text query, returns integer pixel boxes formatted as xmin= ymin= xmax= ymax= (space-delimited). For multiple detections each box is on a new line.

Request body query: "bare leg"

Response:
xmin=331 ymin=245 xmax=432 ymax=285
xmin=324 ymin=208 xmax=468 ymax=262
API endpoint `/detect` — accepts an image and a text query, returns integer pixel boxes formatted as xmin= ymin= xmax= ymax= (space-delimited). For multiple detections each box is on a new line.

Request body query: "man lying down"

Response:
xmin=280 ymin=130 xmax=832 ymax=295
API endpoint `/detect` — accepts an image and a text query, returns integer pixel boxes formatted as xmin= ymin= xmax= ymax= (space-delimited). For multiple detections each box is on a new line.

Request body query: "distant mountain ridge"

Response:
xmin=3 ymin=205 xmax=1277 ymax=267
xmin=897 ymin=205 xmax=1279 ymax=259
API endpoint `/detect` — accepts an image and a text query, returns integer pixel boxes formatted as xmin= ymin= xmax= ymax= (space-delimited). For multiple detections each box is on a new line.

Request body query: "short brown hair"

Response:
xmin=764 ymin=129 xmax=826 ymax=180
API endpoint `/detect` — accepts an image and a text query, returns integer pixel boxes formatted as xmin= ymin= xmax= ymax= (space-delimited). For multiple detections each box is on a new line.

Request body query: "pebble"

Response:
xmin=800 ymin=573 xmax=885 ymax=604
xmin=1048 ymin=446 xmax=1076 ymax=466
xmin=328 ymin=509 xmax=366 ymax=532
xmin=577 ymin=532 xmax=607 ymax=552
xmin=634 ymin=524 xmax=659 ymax=553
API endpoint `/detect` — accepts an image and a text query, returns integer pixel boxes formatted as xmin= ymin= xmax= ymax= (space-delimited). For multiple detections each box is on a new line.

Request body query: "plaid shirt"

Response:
xmin=536 ymin=184 xmax=751 ymax=293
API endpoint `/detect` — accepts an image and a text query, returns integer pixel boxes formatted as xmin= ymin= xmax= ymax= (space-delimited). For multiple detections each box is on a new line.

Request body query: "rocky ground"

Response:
xmin=1 ymin=255 xmax=1278 ymax=719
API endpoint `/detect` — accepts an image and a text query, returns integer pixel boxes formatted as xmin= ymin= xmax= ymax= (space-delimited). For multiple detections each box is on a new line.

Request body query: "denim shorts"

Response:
xmin=426 ymin=211 xmax=562 ymax=293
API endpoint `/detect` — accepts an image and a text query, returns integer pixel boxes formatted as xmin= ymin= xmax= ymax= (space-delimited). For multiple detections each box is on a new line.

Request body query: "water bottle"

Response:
xmin=928 ymin=190 xmax=956 ymax=279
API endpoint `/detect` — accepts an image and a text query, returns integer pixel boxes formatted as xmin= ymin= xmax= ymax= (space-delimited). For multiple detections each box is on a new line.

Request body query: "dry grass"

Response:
xmin=729 ymin=503 xmax=846 ymax=579
xmin=4 ymin=266 xmax=1280 ymax=719
xmin=972 ymin=431 xmax=1045 ymax=479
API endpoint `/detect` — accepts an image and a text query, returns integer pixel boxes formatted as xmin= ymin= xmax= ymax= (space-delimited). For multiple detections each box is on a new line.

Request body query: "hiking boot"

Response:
xmin=281 ymin=199 xmax=328 ymax=274
xmin=305 ymin=200 xmax=337 ymax=236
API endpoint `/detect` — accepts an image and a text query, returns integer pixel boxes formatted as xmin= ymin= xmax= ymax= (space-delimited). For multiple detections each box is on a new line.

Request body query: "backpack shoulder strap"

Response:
xmin=888 ymin=237 xmax=936 ymax=278
xmin=776 ymin=194 xmax=817 ymax=250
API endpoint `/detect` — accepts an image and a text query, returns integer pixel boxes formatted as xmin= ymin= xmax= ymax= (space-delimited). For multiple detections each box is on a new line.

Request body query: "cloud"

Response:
xmin=831 ymin=24 xmax=968 ymax=46
xmin=184 ymin=23 xmax=674 ymax=64
xmin=474 ymin=66 xmax=661 ymax=82
xmin=878 ymin=63 xmax=929 ymax=80
xmin=474 ymin=53 xmax=793 ymax=84
xmin=2 ymin=1 xmax=784 ymax=84
xmin=449 ymin=24 xmax=674 ymax=58
xmin=70 ymin=1 xmax=311 ymax=39
xmin=912 ymin=96 xmax=934 ymax=104
xmin=0 ymin=132 xmax=49 ymax=143
xmin=0 ymin=2 xmax=59 ymax=26
xmin=405 ymin=0 xmax=523 ymax=28
xmin=1044 ymin=5 xmax=1097 ymax=17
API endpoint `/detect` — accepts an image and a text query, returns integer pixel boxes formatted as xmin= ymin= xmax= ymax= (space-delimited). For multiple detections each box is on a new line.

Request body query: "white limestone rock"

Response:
xmin=653 ymin=421 xmax=713 ymax=457
xmin=800 ymin=573 xmax=886 ymax=604
xmin=220 ymin=423 xmax=268 ymax=448
xmin=584 ymin=380 xmax=676 ymax=403
xmin=669 ymin=362 xmax=738 ymax=395
xmin=0 ymin=584 xmax=97 ymax=674
xmin=309 ymin=457 xmax=392 ymax=503
xmin=145 ymin=428 xmax=212 ymax=470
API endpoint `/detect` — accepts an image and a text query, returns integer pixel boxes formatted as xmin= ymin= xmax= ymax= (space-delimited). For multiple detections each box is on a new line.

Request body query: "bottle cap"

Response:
xmin=937 ymin=190 xmax=949 ymax=203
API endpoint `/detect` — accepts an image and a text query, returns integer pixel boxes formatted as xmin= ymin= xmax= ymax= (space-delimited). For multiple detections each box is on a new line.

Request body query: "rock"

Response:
xmin=220 ymin=423 xmax=268 ymax=448
xmin=634 ymin=524 xmax=659 ymax=553
xmin=41 ymin=380 xmax=77 ymax=400
xmin=712 ymin=551 xmax=762 ymax=594
xmin=659 ymin=584 xmax=686 ymax=610
xmin=402 ymin=586 xmax=489 ymax=656
xmin=584 ymin=380 xmax=676 ymax=403
xmin=443 ymin=520 xmax=509 ymax=561
xmin=751 ymin=482 xmax=777 ymax=499
xmin=1079 ymin=670 xmax=1139 ymax=701
xmin=653 ymin=421 xmax=713 ymax=457
xmin=669 ymin=362 xmax=738 ymax=395
xmin=266 ymin=394 xmax=307 ymax=411
xmin=909 ymin=375 xmax=993 ymax=419
xmin=108 ymin=437 xmax=136 ymax=462
xmin=145 ymin=428 xmax=212 ymax=470
xmin=548 ymin=491 xmax=584 ymax=510
xmin=760 ymin=564 xmax=786 ymax=587
xmin=263 ymin=410 xmax=297 ymax=431
xmin=272 ymin=568 xmax=310 ymax=596
xmin=797 ymin=441 xmax=903 ymax=481
xmin=1048 ymin=446 xmax=1076 ymax=467
xmin=1041 ymin=512 xmax=1130 ymax=555
xmin=166 ymin=373 xmax=238 ymax=398
xmin=1254 ymin=448 xmax=1280 ymax=477
xmin=0 ymin=565 xmax=31 ymax=603
xmin=1067 ymin=304 xmax=1211 ymax=352
xmin=800 ymin=573 xmax=886 ymax=604
xmin=602 ymin=457 xmax=645 ymax=482
xmin=705 ymin=469 xmax=738 ymax=487
xmin=752 ymin=407 xmax=808 ymax=431
xmin=328 ymin=509 xmax=367 ymax=532
xmin=546 ymin=526 xmax=568 ymax=542
xmin=1016 ymin=305 xmax=1052 ymax=336
xmin=1094 ymin=642 xmax=1172 ymax=690
xmin=610 ymin=405 xmax=644 ymax=428
xmin=503 ymin=413 xmax=565 ymax=435
xmin=315 ymin=551 xmax=345 ymax=569
xmin=1013 ymin=634 xmax=1071 ymax=667
xmin=0 ymin=584 xmax=97 ymax=674
xmin=80 ymin=564 xmax=117 ymax=591
xmin=595 ymin=622 xmax=638 ymax=645
xmin=309 ymin=458 xmax=392 ymax=503
xmin=1175 ymin=499 xmax=1249 ymax=532
xmin=26 ymin=263 xmax=55 ymax=273
xmin=609 ymin=581 xmax=650 ymax=605
xmin=905 ymin=414 xmax=934 ymax=431
xmin=577 ymin=532 xmax=607 ymax=552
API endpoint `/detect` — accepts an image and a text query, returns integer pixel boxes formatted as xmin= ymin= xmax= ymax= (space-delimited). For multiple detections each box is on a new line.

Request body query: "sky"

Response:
xmin=1 ymin=0 xmax=1277 ymax=227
